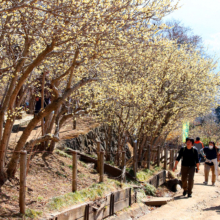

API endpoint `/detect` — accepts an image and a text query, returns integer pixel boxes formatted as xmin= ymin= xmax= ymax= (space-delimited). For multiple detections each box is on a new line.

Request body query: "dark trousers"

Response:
xmin=181 ymin=166 xmax=195 ymax=194
xmin=35 ymin=98 xmax=50 ymax=114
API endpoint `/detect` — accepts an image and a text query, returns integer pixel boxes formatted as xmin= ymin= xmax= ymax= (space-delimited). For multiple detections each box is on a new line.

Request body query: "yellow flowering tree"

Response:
xmin=0 ymin=0 xmax=178 ymax=184
xmin=90 ymin=37 xmax=219 ymax=166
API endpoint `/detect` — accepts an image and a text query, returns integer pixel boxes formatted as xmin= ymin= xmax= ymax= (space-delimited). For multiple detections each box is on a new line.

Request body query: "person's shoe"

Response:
xmin=212 ymin=182 xmax=215 ymax=186
xmin=188 ymin=194 xmax=192 ymax=198
xmin=203 ymin=181 xmax=208 ymax=185
xmin=183 ymin=190 xmax=187 ymax=196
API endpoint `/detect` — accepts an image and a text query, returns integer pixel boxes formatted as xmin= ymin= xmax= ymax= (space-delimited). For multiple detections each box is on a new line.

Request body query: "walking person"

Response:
xmin=203 ymin=141 xmax=219 ymax=186
xmin=194 ymin=137 xmax=204 ymax=162
xmin=173 ymin=138 xmax=199 ymax=197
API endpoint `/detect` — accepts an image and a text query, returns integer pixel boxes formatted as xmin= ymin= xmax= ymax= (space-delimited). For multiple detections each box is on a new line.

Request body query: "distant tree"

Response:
xmin=189 ymin=113 xmax=220 ymax=145
xmin=215 ymin=106 xmax=220 ymax=123
xmin=163 ymin=20 xmax=203 ymax=49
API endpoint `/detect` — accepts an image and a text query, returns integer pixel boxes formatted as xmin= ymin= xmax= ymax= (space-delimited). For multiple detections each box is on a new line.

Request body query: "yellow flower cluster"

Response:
xmin=0 ymin=0 xmax=218 ymax=154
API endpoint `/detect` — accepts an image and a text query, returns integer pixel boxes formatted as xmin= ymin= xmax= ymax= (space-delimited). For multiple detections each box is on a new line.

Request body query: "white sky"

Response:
xmin=165 ymin=0 xmax=220 ymax=68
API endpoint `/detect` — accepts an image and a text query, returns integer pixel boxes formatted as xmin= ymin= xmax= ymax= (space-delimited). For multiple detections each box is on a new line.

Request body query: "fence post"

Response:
xmin=172 ymin=150 xmax=175 ymax=170
xmin=164 ymin=148 xmax=168 ymax=170
xmin=169 ymin=150 xmax=172 ymax=170
xmin=121 ymin=151 xmax=126 ymax=183
xmin=157 ymin=146 xmax=160 ymax=167
xmin=73 ymin=117 xmax=76 ymax=129
xmin=72 ymin=151 xmax=77 ymax=192
xmin=121 ymin=151 xmax=126 ymax=168
xmin=161 ymin=147 xmax=164 ymax=158
xmin=174 ymin=149 xmax=177 ymax=170
xmin=99 ymin=151 xmax=104 ymax=182
xmin=97 ymin=141 xmax=101 ymax=172
xmin=147 ymin=145 xmax=151 ymax=169
xmin=175 ymin=149 xmax=178 ymax=159
xmin=19 ymin=151 xmax=27 ymax=215
xmin=169 ymin=150 xmax=175 ymax=170
xmin=133 ymin=141 xmax=137 ymax=178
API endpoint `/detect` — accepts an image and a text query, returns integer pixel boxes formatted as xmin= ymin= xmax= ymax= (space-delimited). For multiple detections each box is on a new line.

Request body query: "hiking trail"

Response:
xmin=140 ymin=164 xmax=220 ymax=220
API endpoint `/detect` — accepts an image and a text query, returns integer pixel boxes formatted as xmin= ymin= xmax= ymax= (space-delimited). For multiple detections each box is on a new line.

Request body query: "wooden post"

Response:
xmin=99 ymin=151 xmax=104 ymax=182
xmin=164 ymin=148 xmax=168 ymax=170
xmin=133 ymin=141 xmax=137 ymax=177
xmin=97 ymin=141 xmax=101 ymax=172
xmin=121 ymin=151 xmax=126 ymax=168
xmin=160 ymin=147 xmax=163 ymax=159
xmin=121 ymin=151 xmax=126 ymax=183
xmin=19 ymin=151 xmax=27 ymax=215
xmin=169 ymin=150 xmax=172 ymax=170
xmin=157 ymin=146 xmax=160 ymax=167
xmin=169 ymin=150 xmax=175 ymax=170
xmin=175 ymin=149 xmax=178 ymax=159
xmin=73 ymin=117 xmax=76 ymax=129
xmin=147 ymin=145 xmax=151 ymax=169
xmin=172 ymin=150 xmax=175 ymax=170
xmin=174 ymin=149 xmax=177 ymax=170
xmin=72 ymin=151 xmax=77 ymax=192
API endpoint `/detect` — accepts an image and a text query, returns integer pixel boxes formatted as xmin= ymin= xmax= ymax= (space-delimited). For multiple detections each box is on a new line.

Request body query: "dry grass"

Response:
xmin=0 ymin=151 xmax=103 ymax=219
xmin=136 ymin=166 xmax=163 ymax=182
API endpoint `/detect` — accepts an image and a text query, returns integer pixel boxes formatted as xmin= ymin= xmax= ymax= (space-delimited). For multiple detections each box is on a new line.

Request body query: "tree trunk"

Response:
xmin=138 ymin=134 xmax=147 ymax=166
xmin=5 ymin=77 xmax=97 ymax=182
xmin=0 ymin=118 xmax=15 ymax=173
xmin=28 ymin=92 xmax=35 ymax=114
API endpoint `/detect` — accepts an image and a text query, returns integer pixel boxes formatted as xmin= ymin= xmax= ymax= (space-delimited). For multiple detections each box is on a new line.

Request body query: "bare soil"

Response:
xmin=0 ymin=153 xmax=102 ymax=219
xmin=8 ymin=116 xmax=99 ymax=149
xmin=0 ymin=116 xmax=100 ymax=219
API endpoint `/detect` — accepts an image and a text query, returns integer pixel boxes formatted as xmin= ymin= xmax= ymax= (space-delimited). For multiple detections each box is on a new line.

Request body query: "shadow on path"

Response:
xmin=194 ymin=183 xmax=212 ymax=186
xmin=174 ymin=195 xmax=189 ymax=200
xmin=203 ymin=205 xmax=220 ymax=214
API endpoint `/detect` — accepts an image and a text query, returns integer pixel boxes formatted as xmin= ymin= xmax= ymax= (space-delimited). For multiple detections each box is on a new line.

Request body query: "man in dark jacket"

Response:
xmin=173 ymin=138 xmax=199 ymax=197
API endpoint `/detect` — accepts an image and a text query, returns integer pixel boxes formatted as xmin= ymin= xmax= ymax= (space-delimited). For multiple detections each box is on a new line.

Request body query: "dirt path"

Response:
xmin=8 ymin=116 xmax=98 ymax=149
xmin=140 ymin=164 xmax=220 ymax=220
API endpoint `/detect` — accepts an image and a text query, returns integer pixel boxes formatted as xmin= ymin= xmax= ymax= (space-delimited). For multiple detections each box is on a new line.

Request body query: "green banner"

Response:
xmin=182 ymin=122 xmax=189 ymax=143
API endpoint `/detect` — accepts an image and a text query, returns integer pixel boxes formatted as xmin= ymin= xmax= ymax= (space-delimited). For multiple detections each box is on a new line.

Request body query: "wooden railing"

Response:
xmin=136 ymin=145 xmax=179 ymax=172
xmin=18 ymin=145 xmax=179 ymax=215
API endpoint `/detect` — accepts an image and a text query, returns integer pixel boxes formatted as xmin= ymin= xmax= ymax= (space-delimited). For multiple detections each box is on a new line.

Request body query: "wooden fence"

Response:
xmin=136 ymin=145 xmax=179 ymax=173
xmin=18 ymin=144 xmax=178 ymax=215
xmin=48 ymin=187 xmax=135 ymax=220
xmin=48 ymin=171 xmax=166 ymax=220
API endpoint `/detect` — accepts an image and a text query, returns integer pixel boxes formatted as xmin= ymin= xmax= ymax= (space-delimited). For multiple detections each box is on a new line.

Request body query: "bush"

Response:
xmin=143 ymin=183 xmax=156 ymax=196
xmin=25 ymin=209 xmax=42 ymax=219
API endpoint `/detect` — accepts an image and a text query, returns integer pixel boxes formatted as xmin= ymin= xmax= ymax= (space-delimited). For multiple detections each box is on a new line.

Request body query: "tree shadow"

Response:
xmin=42 ymin=152 xmax=50 ymax=167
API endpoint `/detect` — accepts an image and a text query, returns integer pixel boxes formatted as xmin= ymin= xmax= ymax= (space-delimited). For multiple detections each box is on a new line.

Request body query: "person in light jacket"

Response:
xmin=203 ymin=141 xmax=219 ymax=186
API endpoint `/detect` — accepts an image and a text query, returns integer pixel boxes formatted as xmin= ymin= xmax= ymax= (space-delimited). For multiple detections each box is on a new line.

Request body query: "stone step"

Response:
xmin=12 ymin=114 xmax=34 ymax=132
xmin=141 ymin=197 xmax=173 ymax=206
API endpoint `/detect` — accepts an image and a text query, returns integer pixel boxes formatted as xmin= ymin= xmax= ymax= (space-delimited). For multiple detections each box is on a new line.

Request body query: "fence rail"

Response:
xmin=48 ymin=171 xmax=166 ymax=220
xmin=139 ymin=146 xmax=178 ymax=171
xmin=18 ymin=144 xmax=179 ymax=215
